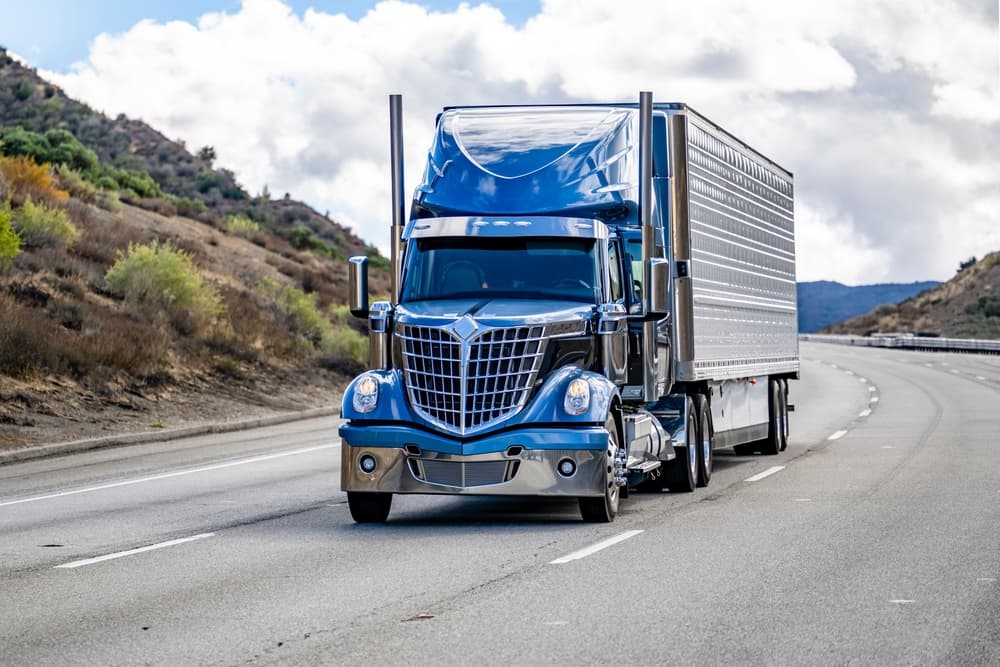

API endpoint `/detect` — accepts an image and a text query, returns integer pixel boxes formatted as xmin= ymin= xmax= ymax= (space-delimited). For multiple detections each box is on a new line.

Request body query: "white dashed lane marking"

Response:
xmin=56 ymin=533 xmax=215 ymax=569
xmin=550 ymin=530 xmax=644 ymax=565
xmin=745 ymin=466 xmax=785 ymax=482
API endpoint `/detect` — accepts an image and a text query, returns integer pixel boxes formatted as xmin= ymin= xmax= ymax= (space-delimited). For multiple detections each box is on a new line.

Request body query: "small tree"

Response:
xmin=958 ymin=256 xmax=977 ymax=272
xmin=198 ymin=145 xmax=217 ymax=163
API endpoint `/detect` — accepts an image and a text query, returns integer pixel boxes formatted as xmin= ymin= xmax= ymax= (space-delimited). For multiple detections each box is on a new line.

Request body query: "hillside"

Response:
xmin=0 ymin=49 xmax=390 ymax=449
xmin=797 ymin=280 xmax=940 ymax=332
xmin=0 ymin=49 xmax=385 ymax=266
xmin=822 ymin=252 xmax=1000 ymax=338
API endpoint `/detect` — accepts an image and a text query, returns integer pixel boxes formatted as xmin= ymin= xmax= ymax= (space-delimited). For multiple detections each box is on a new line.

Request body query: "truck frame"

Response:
xmin=340 ymin=92 xmax=798 ymax=522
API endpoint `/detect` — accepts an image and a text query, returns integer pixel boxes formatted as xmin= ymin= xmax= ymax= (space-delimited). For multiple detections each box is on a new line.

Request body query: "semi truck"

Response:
xmin=340 ymin=92 xmax=798 ymax=523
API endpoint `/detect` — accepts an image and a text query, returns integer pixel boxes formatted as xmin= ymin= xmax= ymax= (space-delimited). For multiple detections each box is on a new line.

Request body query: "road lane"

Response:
xmin=2 ymin=342 xmax=998 ymax=665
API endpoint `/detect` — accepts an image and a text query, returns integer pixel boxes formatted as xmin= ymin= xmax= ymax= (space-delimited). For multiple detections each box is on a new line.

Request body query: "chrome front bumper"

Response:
xmin=341 ymin=443 xmax=607 ymax=497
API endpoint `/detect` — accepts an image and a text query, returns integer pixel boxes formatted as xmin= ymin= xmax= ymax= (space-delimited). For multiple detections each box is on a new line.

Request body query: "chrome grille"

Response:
xmin=417 ymin=460 xmax=511 ymax=487
xmin=399 ymin=324 xmax=547 ymax=434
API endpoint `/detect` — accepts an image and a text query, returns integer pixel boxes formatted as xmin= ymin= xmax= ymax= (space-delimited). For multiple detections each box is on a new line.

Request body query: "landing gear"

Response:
xmin=579 ymin=415 xmax=622 ymax=522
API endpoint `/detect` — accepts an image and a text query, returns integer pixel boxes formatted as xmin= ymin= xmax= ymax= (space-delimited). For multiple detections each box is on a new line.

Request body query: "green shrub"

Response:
xmin=226 ymin=214 xmax=260 ymax=236
xmin=105 ymin=240 xmax=222 ymax=334
xmin=55 ymin=164 xmax=98 ymax=202
xmin=96 ymin=190 xmax=122 ymax=212
xmin=12 ymin=197 xmax=78 ymax=247
xmin=258 ymin=278 xmax=327 ymax=341
xmin=320 ymin=325 xmax=367 ymax=366
xmin=113 ymin=168 xmax=161 ymax=198
xmin=0 ymin=203 xmax=21 ymax=269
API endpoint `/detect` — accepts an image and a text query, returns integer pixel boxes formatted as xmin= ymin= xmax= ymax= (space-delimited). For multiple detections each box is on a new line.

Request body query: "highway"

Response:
xmin=1 ymin=341 xmax=998 ymax=665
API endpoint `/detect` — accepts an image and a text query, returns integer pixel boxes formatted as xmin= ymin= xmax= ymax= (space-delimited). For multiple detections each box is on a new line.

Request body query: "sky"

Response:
xmin=2 ymin=0 xmax=999 ymax=285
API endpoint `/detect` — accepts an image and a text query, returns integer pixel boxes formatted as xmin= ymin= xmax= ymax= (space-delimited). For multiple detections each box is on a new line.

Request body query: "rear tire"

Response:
xmin=667 ymin=400 xmax=698 ymax=492
xmin=347 ymin=491 xmax=392 ymax=523
xmin=579 ymin=415 xmax=621 ymax=523
xmin=761 ymin=380 xmax=783 ymax=456
xmin=694 ymin=394 xmax=713 ymax=487
xmin=779 ymin=379 xmax=789 ymax=452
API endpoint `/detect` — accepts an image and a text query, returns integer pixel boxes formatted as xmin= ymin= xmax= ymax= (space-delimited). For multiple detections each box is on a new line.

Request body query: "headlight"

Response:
xmin=564 ymin=377 xmax=591 ymax=415
xmin=352 ymin=374 xmax=379 ymax=413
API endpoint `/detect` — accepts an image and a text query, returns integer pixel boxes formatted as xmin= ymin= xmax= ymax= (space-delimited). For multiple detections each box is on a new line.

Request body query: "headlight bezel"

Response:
xmin=352 ymin=374 xmax=380 ymax=413
xmin=563 ymin=377 xmax=591 ymax=416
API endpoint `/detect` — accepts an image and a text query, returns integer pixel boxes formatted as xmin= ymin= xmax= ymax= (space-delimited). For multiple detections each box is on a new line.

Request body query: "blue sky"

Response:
xmin=2 ymin=0 xmax=541 ymax=71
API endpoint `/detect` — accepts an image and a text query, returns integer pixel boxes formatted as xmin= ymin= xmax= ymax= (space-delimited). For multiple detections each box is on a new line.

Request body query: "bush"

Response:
xmin=320 ymin=325 xmax=367 ymax=366
xmin=0 ymin=203 xmax=21 ymax=269
xmin=105 ymin=240 xmax=223 ymax=334
xmin=11 ymin=197 xmax=78 ymax=247
xmin=0 ymin=154 xmax=68 ymax=204
xmin=226 ymin=214 xmax=260 ymax=236
xmin=54 ymin=164 xmax=98 ymax=203
xmin=258 ymin=278 xmax=327 ymax=341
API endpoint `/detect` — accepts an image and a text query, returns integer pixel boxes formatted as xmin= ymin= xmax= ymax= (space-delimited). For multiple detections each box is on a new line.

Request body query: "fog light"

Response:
xmin=359 ymin=454 xmax=377 ymax=474
xmin=557 ymin=458 xmax=576 ymax=478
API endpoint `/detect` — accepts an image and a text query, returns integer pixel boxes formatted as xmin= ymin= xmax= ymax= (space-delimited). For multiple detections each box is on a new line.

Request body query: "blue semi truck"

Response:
xmin=340 ymin=93 xmax=798 ymax=522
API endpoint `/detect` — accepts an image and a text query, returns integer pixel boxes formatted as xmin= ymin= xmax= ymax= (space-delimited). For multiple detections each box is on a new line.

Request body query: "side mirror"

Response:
xmin=348 ymin=256 xmax=369 ymax=318
xmin=644 ymin=257 xmax=669 ymax=318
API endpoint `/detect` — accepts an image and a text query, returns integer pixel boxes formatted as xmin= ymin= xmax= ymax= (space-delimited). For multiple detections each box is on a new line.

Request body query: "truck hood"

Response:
xmin=397 ymin=299 xmax=594 ymax=329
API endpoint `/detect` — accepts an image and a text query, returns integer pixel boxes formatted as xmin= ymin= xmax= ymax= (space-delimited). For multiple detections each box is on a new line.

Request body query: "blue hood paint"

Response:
xmin=397 ymin=299 xmax=595 ymax=326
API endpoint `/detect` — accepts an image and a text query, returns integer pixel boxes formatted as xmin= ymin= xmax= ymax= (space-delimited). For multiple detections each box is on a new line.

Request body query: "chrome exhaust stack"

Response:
xmin=389 ymin=93 xmax=405 ymax=304
xmin=638 ymin=91 xmax=668 ymax=401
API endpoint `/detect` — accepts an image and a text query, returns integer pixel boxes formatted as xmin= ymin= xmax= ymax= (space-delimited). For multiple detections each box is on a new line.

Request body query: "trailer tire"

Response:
xmin=694 ymin=394 xmax=713 ymax=487
xmin=347 ymin=491 xmax=393 ymax=523
xmin=579 ymin=416 xmax=621 ymax=523
xmin=779 ymin=379 xmax=789 ymax=451
xmin=667 ymin=400 xmax=698 ymax=493
xmin=761 ymin=380 xmax=783 ymax=456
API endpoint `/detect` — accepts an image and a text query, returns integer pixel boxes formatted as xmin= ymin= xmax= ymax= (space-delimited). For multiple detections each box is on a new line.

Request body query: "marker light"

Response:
xmin=353 ymin=374 xmax=379 ymax=413
xmin=564 ymin=378 xmax=591 ymax=415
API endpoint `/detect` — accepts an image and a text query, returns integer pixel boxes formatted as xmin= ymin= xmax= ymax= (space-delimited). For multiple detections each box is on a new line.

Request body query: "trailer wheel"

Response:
xmin=694 ymin=394 xmax=713 ymax=487
xmin=761 ymin=380 xmax=783 ymax=456
xmin=347 ymin=491 xmax=392 ymax=523
xmin=779 ymin=379 xmax=789 ymax=451
xmin=579 ymin=416 xmax=621 ymax=523
xmin=667 ymin=400 xmax=698 ymax=492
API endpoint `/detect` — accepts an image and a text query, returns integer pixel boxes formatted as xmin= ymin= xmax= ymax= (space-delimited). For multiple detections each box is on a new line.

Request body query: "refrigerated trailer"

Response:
xmin=341 ymin=93 xmax=798 ymax=522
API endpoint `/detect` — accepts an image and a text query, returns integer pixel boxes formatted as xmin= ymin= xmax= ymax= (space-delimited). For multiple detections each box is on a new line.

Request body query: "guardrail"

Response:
xmin=800 ymin=333 xmax=1000 ymax=355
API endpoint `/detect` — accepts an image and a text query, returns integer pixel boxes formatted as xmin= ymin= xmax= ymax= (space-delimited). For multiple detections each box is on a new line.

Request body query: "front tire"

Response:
xmin=347 ymin=491 xmax=392 ymax=523
xmin=579 ymin=415 xmax=621 ymax=523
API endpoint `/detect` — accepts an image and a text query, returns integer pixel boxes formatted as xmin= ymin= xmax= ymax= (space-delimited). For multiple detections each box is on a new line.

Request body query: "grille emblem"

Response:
xmin=451 ymin=315 xmax=477 ymax=340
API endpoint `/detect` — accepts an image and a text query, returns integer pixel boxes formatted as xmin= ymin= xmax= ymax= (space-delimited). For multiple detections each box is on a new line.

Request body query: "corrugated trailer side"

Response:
xmin=666 ymin=107 xmax=799 ymax=383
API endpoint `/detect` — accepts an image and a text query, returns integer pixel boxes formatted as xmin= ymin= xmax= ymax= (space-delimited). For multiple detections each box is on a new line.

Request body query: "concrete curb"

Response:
xmin=0 ymin=406 xmax=341 ymax=466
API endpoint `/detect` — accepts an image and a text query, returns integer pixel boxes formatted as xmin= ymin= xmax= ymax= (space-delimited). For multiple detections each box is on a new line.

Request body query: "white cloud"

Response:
xmin=43 ymin=0 xmax=1000 ymax=283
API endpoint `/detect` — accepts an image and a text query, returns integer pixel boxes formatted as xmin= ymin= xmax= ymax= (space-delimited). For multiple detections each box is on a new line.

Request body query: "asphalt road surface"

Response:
xmin=2 ymin=341 xmax=998 ymax=665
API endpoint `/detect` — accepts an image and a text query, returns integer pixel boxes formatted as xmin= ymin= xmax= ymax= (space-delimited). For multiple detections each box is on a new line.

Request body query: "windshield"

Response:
xmin=401 ymin=237 xmax=600 ymax=303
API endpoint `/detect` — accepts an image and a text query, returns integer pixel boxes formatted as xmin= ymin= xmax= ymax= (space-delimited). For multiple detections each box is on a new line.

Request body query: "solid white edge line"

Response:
xmin=828 ymin=430 xmax=848 ymax=441
xmin=550 ymin=530 xmax=644 ymax=564
xmin=859 ymin=409 xmax=872 ymax=417
xmin=55 ymin=533 xmax=215 ymax=569
xmin=977 ymin=376 xmax=987 ymax=381
xmin=744 ymin=465 xmax=785 ymax=482
xmin=0 ymin=443 xmax=339 ymax=508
